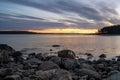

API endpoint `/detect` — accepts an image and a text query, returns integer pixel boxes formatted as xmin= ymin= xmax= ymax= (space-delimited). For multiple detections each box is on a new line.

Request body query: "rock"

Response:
xmin=0 ymin=68 xmax=13 ymax=78
xmin=79 ymin=63 xmax=95 ymax=70
xmin=24 ymin=58 xmax=43 ymax=65
xmin=39 ymin=61 xmax=60 ymax=71
xmin=12 ymin=51 xmax=23 ymax=63
xmin=99 ymin=54 xmax=106 ymax=59
xmin=52 ymin=69 xmax=72 ymax=80
xmin=0 ymin=44 xmax=15 ymax=63
xmin=75 ymin=68 xmax=101 ymax=80
xmin=58 ymin=50 xmax=76 ymax=59
xmin=49 ymin=56 xmax=61 ymax=65
xmin=61 ymin=58 xmax=79 ymax=70
xmin=4 ymin=75 xmax=21 ymax=80
xmin=0 ymin=50 xmax=10 ymax=63
xmin=108 ymin=70 xmax=119 ymax=76
xmin=107 ymin=72 xmax=120 ymax=80
xmin=28 ymin=53 xmax=36 ymax=59
xmin=36 ymin=53 xmax=46 ymax=61
xmin=52 ymin=45 xmax=60 ymax=47
xmin=0 ymin=44 xmax=15 ymax=55
xmin=36 ymin=69 xmax=72 ymax=80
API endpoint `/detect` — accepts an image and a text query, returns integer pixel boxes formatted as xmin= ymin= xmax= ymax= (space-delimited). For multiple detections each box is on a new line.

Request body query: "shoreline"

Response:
xmin=0 ymin=44 xmax=120 ymax=80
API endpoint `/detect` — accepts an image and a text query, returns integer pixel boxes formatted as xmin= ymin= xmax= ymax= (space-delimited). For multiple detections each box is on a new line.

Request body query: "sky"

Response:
xmin=0 ymin=0 xmax=120 ymax=33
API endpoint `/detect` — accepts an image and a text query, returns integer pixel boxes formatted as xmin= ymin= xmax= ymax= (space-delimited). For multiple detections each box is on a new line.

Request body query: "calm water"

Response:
xmin=0 ymin=34 xmax=120 ymax=59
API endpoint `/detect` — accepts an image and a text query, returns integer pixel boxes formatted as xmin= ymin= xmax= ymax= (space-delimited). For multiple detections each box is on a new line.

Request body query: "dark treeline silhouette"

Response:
xmin=0 ymin=31 xmax=37 ymax=34
xmin=98 ymin=25 xmax=120 ymax=35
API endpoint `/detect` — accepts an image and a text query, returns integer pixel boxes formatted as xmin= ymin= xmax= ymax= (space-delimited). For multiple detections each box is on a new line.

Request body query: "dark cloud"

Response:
xmin=0 ymin=13 xmax=67 ymax=30
xmin=1 ymin=0 xmax=120 ymax=30
xmin=4 ymin=0 xmax=104 ymax=21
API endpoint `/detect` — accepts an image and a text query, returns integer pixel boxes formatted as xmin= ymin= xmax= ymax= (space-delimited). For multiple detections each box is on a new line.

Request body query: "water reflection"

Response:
xmin=0 ymin=34 xmax=120 ymax=59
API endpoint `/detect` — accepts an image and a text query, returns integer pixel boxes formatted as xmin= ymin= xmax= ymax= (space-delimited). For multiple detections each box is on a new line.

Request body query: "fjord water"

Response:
xmin=0 ymin=34 xmax=120 ymax=59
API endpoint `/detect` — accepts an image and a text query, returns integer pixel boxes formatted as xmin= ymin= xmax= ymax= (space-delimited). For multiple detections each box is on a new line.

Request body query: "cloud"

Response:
xmin=1 ymin=0 xmax=120 ymax=30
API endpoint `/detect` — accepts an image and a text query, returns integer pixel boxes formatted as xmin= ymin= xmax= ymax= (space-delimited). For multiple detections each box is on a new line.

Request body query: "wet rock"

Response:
xmin=75 ymin=68 xmax=101 ymax=80
xmin=79 ymin=63 xmax=95 ymax=70
xmin=52 ymin=69 xmax=72 ymax=80
xmin=24 ymin=58 xmax=43 ymax=65
xmin=4 ymin=75 xmax=21 ymax=80
xmin=39 ymin=61 xmax=60 ymax=71
xmin=0 ymin=44 xmax=15 ymax=63
xmin=12 ymin=51 xmax=23 ymax=63
xmin=61 ymin=58 xmax=79 ymax=70
xmin=0 ymin=44 xmax=15 ymax=55
xmin=36 ymin=69 xmax=72 ymax=80
xmin=36 ymin=53 xmax=46 ymax=61
xmin=107 ymin=72 xmax=120 ymax=80
xmin=0 ymin=50 xmax=10 ymax=63
xmin=108 ymin=70 xmax=119 ymax=76
xmin=0 ymin=68 xmax=13 ymax=78
xmin=58 ymin=50 xmax=76 ymax=59
xmin=49 ymin=56 xmax=61 ymax=65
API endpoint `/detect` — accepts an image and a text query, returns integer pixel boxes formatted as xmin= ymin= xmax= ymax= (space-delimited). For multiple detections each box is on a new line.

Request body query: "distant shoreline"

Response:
xmin=0 ymin=31 xmax=120 ymax=35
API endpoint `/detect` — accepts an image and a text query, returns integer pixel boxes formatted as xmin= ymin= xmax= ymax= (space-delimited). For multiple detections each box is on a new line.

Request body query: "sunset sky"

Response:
xmin=0 ymin=0 xmax=120 ymax=33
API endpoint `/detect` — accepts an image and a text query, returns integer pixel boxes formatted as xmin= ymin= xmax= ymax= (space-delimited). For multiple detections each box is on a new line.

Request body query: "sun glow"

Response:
xmin=28 ymin=28 xmax=98 ymax=34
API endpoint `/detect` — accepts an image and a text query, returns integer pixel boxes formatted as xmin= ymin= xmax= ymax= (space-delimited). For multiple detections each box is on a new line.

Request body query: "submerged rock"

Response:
xmin=39 ymin=61 xmax=60 ymax=71
xmin=58 ymin=50 xmax=76 ymax=59
xmin=52 ymin=45 xmax=60 ymax=47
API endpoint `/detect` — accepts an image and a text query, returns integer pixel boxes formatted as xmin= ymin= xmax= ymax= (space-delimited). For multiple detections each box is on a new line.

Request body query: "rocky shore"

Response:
xmin=0 ymin=44 xmax=120 ymax=80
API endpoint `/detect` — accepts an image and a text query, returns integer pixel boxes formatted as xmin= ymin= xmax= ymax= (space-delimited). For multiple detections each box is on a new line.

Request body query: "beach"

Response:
xmin=0 ymin=44 xmax=120 ymax=80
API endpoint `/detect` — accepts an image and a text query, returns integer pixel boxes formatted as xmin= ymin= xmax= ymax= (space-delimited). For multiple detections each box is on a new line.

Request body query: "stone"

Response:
xmin=36 ymin=53 xmax=46 ymax=61
xmin=58 ymin=50 xmax=76 ymax=59
xmin=52 ymin=45 xmax=60 ymax=47
xmin=4 ymin=75 xmax=21 ymax=80
xmin=49 ymin=56 xmax=61 ymax=65
xmin=79 ymin=63 xmax=95 ymax=70
xmin=75 ymin=68 xmax=101 ymax=80
xmin=0 ymin=44 xmax=15 ymax=63
xmin=39 ymin=61 xmax=59 ymax=71
xmin=52 ymin=69 xmax=72 ymax=80
xmin=61 ymin=58 xmax=79 ymax=70
xmin=107 ymin=72 xmax=120 ymax=80
xmin=24 ymin=58 xmax=43 ymax=65
xmin=36 ymin=69 xmax=72 ymax=80
xmin=0 ymin=44 xmax=15 ymax=55
xmin=0 ymin=68 xmax=13 ymax=78
xmin=12 ymin=51 xmax=23 ymax=63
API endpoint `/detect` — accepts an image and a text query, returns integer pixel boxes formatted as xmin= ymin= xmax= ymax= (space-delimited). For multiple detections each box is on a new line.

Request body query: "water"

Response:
xmin=0 ymin=34 xmax=120 ymax=59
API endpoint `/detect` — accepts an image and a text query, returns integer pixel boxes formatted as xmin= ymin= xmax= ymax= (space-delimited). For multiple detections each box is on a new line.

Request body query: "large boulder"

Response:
xmin=39 ymin=61 xmax=60 ymax=71
xmin=75 ymin=68 xmax=101 ymax=80
xmin=58 ymin=50 xmax=76 ymax=59
xmin=0 ymin=44 xmax=15 ymax=55
xmin=0 ymin=44 xmax=15 ymax=63
xmin=36 ymin=69 xmax=72 ymax=80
